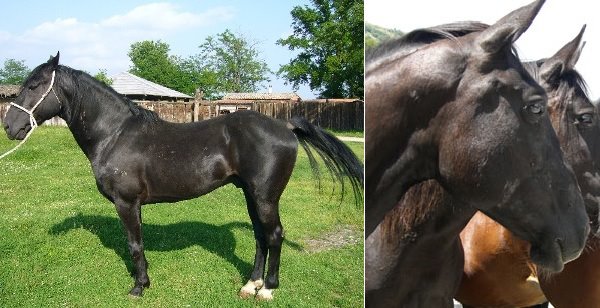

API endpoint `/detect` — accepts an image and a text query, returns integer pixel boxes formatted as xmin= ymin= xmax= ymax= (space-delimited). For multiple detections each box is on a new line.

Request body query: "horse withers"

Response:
xmin=2 ymin=53 xmax=363 ymax=300
xmin=365 ymin=1 xmax=589 ymax=306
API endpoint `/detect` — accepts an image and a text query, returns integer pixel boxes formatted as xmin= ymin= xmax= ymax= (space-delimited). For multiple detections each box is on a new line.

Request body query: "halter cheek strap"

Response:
xmin=0 ymin=70 xmax=62 ymax=159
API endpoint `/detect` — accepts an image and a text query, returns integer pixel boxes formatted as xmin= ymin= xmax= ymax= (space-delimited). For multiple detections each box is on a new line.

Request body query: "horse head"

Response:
xmin=4 ymin=52 xmax=63 ymax=140
xmin=366 ymin=0 xmax=588 ymax=271
xmin=534 ymin=26 xmax=600 ymax=234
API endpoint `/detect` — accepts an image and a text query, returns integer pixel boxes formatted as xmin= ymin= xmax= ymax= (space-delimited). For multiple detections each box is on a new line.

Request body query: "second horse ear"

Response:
xmin=539 ymin=25 xmax=586 ymax=84
xmin=48 ymin=51 xmax=60 ymax=69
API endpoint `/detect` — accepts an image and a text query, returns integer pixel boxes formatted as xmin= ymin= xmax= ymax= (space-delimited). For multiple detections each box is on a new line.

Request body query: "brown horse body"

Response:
xmin=458 ymin=212 xmax=544 ymax=307
xmin=457 ymin=26 xmax=600 ymax=308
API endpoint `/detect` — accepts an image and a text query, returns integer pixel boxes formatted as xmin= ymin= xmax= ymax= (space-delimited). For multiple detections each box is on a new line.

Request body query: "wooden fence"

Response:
xmin=0 ymin=99 xmax=364 ymax=131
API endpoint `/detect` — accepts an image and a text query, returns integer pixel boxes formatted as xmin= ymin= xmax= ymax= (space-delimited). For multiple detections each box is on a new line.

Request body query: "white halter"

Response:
xmin=0 ymin=70 xmax=61 ymax=159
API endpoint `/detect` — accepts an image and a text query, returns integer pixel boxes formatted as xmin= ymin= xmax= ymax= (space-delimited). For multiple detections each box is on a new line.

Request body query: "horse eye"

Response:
xmin=526 ymin=103 xmax=544 ymax=115
xmin=577 ymin=113 xmax=594 ymax=124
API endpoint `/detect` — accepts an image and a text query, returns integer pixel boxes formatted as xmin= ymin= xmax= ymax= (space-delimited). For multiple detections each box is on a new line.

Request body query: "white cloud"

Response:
xmin=4 ymin=2 xmax=235 ymax=74
xmin=101 ymin=3 xmax=234 ymax=31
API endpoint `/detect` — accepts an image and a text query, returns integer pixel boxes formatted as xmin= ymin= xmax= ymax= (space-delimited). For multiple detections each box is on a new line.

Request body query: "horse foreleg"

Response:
xmin=115 ymin=199 xmax=150 ymax=296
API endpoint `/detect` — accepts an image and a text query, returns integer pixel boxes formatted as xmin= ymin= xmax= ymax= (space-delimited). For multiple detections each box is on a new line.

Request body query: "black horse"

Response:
xmin=2 ymin=53 xmax=363 ymax=299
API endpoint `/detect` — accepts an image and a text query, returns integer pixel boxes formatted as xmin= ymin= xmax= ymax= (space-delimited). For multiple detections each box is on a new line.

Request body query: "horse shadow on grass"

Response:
xmin=48 ymin=213 xmax=303 ymax=280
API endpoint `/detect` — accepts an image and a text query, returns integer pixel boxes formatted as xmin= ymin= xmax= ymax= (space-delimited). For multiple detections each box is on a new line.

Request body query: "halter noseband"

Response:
xmin=0 ymin=70 xmax=62 ymax=159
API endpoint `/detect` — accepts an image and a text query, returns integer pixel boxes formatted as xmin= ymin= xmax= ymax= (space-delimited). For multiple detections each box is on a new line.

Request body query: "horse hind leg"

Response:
xmin=255 ymin=201 xmax=284 ymax=301
xmin=239 ymin=188 xmax=268 ymax=299
xmin=238 ymin=187 xmax=284 ymax=301
xmin=114 ymin=198 xmax=150 ymax=296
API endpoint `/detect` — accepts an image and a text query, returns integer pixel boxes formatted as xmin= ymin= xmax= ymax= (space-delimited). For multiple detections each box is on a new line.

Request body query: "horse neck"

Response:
xmin=55 ymin=68 xmax=133 ymax=160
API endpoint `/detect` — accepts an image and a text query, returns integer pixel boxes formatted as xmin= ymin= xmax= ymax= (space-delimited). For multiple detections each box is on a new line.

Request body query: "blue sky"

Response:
xmin=366 ymin=0 xmax=600 ymax=100
xmin=0 ymin=0 xmax=318 ymax=99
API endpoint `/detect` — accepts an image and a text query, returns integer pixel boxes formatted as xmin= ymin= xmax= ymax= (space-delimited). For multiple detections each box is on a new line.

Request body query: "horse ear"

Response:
xmin=477 ymin=0 xmax=545 ymax=54
xmin=48 ymin=51 xmax=60 ymax=69
xmin=539 ymin=25 xmax=586 ymax=83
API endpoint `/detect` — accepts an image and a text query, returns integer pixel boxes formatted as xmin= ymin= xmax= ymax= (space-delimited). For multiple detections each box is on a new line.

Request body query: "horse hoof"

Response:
xmin=238 ymin=288 xmax=255 ymax=299
xmin=129 ymin=286 xmax=144 ymax=297
xmin=256 ymin=288 xmax=274 ymax=301
xmin=239 ymin=279 xmax=264 ymax=299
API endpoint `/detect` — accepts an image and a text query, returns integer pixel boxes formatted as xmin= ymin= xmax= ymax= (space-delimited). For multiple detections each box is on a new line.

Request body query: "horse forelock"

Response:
xmin=524 ymin=60 xmax=591 ymax=151
xmin=366 ymin=21 xmax=490 ymax=71
xmin=525 ymin=59 xmax=591 ymax=111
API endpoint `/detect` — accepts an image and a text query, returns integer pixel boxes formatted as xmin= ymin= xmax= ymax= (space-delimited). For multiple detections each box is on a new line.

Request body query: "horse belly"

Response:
xmin=143 ymin=155 xmax=232 ymax=203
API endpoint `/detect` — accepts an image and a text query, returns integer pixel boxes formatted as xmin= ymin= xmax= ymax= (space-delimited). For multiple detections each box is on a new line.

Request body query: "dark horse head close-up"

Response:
xmin=365 ymin=0 xmax=588 ymax=272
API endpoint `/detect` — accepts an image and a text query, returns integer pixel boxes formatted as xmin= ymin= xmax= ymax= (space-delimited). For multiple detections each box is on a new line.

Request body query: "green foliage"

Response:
xmin=93 ymin=69 xmax=113 ymax=86
xmin=0 ymin=59 xmax=31 ymax=85
xmin=128 ymin=40 xmax=191 ymax=95
xmin=128 ymin=32 xmax=271 ymax=99
xmin=365 ymin=22 xmax=403 ymax=50
xmin=0 ymin=126 xmax=363 ymax=307
xmin=192 ymin=29 xmax=272 ymax=99
xmin=277 ymin=0 xmax=364 ymax=99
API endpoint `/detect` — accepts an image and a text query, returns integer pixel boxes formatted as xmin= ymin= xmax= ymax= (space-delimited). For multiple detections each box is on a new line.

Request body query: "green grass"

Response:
xmin=0 ymin=126 xmax=364 ymax=307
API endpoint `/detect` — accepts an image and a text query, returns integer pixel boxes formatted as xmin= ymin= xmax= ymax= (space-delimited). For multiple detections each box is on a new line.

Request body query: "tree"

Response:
xmin=93 ymin=69 xmax=113 ymax=86
xmin=128 ymin=40 xmax=194 ymax=95
xmin=277 ymin=0 xmax=364 ymax=98
xmin=0 ymin=59 xmax=31 ymax=85
xmin=365 ymin=22 xmax=403 ymax=50
xmin=192 ymin=29 xmax=271 ymax=99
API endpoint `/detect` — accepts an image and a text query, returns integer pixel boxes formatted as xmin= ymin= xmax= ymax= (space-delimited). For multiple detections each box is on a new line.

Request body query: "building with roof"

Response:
xmin=0 ymin=85 xmax=20 ymax=104
xmin=210 ymin=92 xmax=301 ymax=115
xmin=222 ymin=92 xmax=300 ymax=101
xmin=111 ymin=72 xmax=193 ymax=102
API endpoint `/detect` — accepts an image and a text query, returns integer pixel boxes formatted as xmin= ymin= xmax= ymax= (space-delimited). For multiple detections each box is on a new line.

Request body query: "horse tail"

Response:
xmin=287 ymin=116 xmax=364 ymax=204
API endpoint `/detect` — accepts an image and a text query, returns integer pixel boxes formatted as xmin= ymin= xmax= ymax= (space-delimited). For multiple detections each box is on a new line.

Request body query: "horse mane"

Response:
xmin=378 ymin=179 xmax=453 ymax=242
xmin=366 ymin=21 xmax=490 ymax=70
xmin=56 ymin=65 xmax=160 ymax=122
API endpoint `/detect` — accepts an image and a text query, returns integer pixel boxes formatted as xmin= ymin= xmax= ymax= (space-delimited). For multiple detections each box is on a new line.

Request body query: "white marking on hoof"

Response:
xmin=238 ymin=279 xmax=264 ymax=299
xmin=256 ymin=288 xmax=274 ymax=301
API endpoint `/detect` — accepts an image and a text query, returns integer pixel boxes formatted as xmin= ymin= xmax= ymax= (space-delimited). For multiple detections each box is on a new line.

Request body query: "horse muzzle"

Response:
xmin=3 ymin=122 xmax=30 ymax=141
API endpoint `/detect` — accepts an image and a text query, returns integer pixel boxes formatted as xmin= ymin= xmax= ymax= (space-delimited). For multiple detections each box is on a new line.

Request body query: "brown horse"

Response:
xmin=365 ymin=1 xmax=589 ymax=306
xmin=456 ymin=26 xmax=600 ymax=308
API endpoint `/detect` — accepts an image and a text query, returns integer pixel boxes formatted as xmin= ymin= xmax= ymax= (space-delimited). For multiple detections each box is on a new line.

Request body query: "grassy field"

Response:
xmin=0 ymin=126 xmax=364 ymax=307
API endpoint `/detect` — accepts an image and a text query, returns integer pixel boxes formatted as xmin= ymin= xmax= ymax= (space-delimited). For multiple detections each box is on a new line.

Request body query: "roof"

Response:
xmin=111 ymin=72 xmax=192 ymax=99
xmin=0 ymin=85 xmax=21 ymax=98
xmin=222 ymin=92 xmax=301 ymax=101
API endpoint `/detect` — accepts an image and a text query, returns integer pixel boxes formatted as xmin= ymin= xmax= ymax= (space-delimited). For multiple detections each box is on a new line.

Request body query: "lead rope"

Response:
xmin=0 ymin=71 xmax=61 ymax=159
